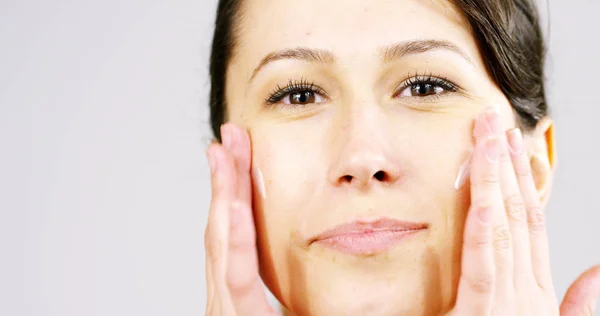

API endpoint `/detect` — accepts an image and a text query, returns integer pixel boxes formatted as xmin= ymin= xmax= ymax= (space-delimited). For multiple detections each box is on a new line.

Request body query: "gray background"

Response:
xmin=1 ymin=0 xmax=598 ymax=315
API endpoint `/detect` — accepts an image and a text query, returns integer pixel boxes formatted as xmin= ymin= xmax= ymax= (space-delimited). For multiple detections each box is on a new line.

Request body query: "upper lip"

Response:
xmin=309 ymin=217 xmax=429 ymax=244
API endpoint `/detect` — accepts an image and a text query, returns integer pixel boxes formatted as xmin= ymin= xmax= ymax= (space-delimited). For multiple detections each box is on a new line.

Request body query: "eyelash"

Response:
xmin=264 ymin=74 xmax=460 ymax=106
xmin=395 ymin=73 xmax=460 ymax=99
xmin=265 ymin=78 xmax=327 ymax=105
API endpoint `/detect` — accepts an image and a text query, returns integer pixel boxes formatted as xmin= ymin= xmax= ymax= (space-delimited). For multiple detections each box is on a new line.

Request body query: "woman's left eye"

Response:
xmin=266 ymin=79 xmax=328 ymax=107
xmin=395 ymin=77 xmax=458 ymax=99
xmin=283 ymin=90 xmax=326 ymax=105
xmin=399 ymin=83 xmax=444 ymax=97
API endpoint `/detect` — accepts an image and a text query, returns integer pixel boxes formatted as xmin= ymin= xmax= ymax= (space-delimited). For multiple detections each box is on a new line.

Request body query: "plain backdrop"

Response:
xmin=1 ymin=0 xmax=599 ymax=315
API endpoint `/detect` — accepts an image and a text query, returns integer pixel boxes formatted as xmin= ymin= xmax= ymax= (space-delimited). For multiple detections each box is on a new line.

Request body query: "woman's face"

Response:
xmin=225 ymin=0 xmax=519 ymax=314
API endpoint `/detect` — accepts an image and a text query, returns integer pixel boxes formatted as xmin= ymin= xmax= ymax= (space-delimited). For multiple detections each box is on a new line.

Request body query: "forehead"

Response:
xmin=234 ymin=0 xmax=480 ymax=71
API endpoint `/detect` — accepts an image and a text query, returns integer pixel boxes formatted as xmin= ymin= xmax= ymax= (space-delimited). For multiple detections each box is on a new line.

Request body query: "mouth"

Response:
xmin=309 ymin=217 xmax=429 ymax=255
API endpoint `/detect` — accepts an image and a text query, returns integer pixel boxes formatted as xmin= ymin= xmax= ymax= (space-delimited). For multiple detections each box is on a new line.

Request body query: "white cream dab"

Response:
xmin=454 ymin=151 xmax=473 ymax=190
xmin=253 ymin=166 xmax=266 ymax=199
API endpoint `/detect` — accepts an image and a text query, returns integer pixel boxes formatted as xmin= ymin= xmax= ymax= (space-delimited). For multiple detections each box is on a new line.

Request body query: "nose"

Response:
xmin=328 ymin=113 xmax=403 ymax=190
xmin=332 ymin=151 xmax=402 ymax=189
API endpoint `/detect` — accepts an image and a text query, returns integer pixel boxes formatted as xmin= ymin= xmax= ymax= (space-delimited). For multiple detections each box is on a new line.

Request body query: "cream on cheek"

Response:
xmin=454 ymin=150 xmax=473 ymax=190
xmin=252 ymin=164 xmax=267 ymax=200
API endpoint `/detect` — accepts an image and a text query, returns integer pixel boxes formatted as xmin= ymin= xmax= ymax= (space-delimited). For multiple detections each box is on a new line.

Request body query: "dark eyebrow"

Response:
xmin=381 ymin=39 xmax=473 ymax=64
xmin=249 ymin=47 xmax=334 ymax=83
xmin=249 ymin=40 xmax=472 ymax=83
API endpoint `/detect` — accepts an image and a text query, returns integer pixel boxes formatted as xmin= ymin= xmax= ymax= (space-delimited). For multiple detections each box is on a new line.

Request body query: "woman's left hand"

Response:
xmin=447 ymin=108 xmax=600 ymax=316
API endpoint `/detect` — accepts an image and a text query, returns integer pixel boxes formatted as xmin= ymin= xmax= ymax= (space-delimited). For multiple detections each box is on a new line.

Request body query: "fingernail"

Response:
xmin=206 ymin=148 xmax=218 ymax=175
xmin=485 ymin=137 xmax=501 ymax=162
xmin=478 ymin=206 xmax=493 ymax=224
xmin=507 ymin=128 xmax=524 ymax=155
xmin=484 ymin=107 xmax=501 ymax=134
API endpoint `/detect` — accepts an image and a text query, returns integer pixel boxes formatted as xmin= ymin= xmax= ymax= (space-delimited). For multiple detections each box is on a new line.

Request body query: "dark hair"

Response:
xmin=209 ymin=0 xmax=547 ymax=140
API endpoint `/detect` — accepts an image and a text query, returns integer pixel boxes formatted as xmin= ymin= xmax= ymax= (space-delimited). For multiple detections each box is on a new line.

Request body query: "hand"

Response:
xmin=448 ymin=108 xmax=600 ymax=315
xmin=203 ymin=120 xmax=599 ymax=316
xmin=560 ymin=265 xmax=600 ymax=316
xmin=204 ymin=123 xmax=277 ymax=316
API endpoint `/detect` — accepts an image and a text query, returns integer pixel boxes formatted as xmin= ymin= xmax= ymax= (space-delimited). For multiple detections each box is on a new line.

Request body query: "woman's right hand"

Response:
xmin=204 ymin=123 xmax=277 ymax=316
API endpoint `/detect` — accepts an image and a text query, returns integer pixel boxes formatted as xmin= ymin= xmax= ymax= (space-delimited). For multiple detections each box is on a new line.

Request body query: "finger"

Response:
xmin=206 ymin=144 xmax=237 ymax=266
xmin=506 ymin=127 xmax=553 ymax=290
xmin=205 ymin=260 xmax=217 ymax=314
xmin=227 ymin=200 xmax=276 ymax=315
xmin=500 ymin=128 xmax=533 ymax=283
xmin=453 ymin=135 xmax=497 ymax=314
xmin=205 ymin=145 xmax=237 ymax=302
xmin=474 ymin=110 xmax=514 ymax=298
xmin=560 ymin=265 xmax=600 ymax=316
xmin=221 ymin=123 xmax=253 ymax=204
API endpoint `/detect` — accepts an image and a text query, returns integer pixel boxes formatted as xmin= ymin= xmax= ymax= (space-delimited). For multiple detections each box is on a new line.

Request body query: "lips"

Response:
xmin=309 ymin=217 xmax=428 ymax=255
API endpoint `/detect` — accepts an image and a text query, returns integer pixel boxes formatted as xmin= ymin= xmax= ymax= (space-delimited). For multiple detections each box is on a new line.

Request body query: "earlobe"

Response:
xmin=527 ymin=117 xmax=556 ymax=207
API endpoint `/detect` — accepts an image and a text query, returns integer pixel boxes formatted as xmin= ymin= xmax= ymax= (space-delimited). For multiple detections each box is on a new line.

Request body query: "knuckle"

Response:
xmin=206 ymin=238 xmax=223 ymax=263
xmin=473 ymin=199 xmax=494 ymax=213
xmin=228 ymin=225 xmax=256 ymax=251
xmin=527 ymin=207 xmax=546 ymax=233
xmin=226 ymin=270 xmax=255 ymax=296
xmin=514 ymin=160 xmax=532 ymax=177
xmin=467 ymin=274 xmax=494 ymax=294
xmin=229 ymin=234 xmax=254 ymax=251
xmin=493 ymin=225 xmax=512 ymax=250
xmin=465 ymin=227 xmax=492 ymax=249
xmin=504 ymin=194 xmax=526 ymax=223
xmin=481 ymin=172 xmax=499 ymax=187
xmin=204 ymin=227 xmax=212 ymax=248
xmin=499 ymin=148 xmax=511 ymax=163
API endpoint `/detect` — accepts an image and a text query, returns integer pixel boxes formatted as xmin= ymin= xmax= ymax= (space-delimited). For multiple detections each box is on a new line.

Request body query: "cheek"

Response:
xmin=249 ymin=127 xmax=324 ymax=300
xmin=249 ymin=127 xmax=320 ymax=241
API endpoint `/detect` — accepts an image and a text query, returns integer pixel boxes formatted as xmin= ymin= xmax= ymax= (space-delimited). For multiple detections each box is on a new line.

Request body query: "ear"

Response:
xmin=525 ymin=117 xmax=556 ymax=207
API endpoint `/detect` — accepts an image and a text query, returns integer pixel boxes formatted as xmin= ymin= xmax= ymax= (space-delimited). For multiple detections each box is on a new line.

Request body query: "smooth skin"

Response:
xmin=205 ymin=0 xmax=600 ymax=314
xmin=204 ymin=113 xmax=600 ymax=316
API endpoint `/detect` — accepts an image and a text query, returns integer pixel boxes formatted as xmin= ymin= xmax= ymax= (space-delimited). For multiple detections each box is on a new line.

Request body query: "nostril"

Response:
xmin=374 ymin=171 xmax=387 ymax=182
xmin=342 ymin=175 xmax=353 ymax=183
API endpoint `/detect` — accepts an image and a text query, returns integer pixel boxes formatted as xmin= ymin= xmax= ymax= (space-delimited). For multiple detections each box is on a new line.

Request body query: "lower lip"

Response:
xmin=313 ymin=229 xmax=425 ymax=255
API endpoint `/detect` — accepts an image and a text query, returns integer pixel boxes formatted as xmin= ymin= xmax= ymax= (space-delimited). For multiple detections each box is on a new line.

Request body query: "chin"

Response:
xmin=281 ymin=275 xmax=438 ymax=316
xmin=262 ymin=247 xmax=452 ymax=316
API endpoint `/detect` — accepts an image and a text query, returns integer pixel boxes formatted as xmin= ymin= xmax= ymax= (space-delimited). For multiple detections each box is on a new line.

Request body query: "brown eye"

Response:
xmin=396 ymin=76 xmax=458 ymax=99
xmin=400 ymin=83 xmax=445 ymax=97
xmin=289 ymin=91 xmax=315 ymax=104
xmin=283 ymin=90 xmax=325 ymax=105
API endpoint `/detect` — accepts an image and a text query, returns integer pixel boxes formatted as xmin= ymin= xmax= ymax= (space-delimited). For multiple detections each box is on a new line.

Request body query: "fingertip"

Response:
xmin=225 ymin=123 xmax=253 ymax=172
xmin=208 ymin=144 xmax=238 ymax=200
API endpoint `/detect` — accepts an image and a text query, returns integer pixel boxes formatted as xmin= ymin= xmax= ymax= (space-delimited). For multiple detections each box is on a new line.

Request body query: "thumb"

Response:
xmin=560 ymin=264 xmax=600 ymax=316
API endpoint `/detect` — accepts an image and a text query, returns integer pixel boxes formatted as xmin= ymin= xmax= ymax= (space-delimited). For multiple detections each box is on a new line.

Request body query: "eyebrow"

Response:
xmin=249 ymin=39 xmax=472 ymax=83
xmin=382 ymin=39 xmax=473 ymax=64
xmin=249 ymin=47 xmax=334 ymax=82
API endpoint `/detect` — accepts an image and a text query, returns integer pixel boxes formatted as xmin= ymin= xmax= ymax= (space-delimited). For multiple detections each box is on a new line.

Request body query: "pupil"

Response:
xmin=292 ymin=91 xmax=314 ymax=104
xmin=415 ymin=84 xmax=432 ymax=95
